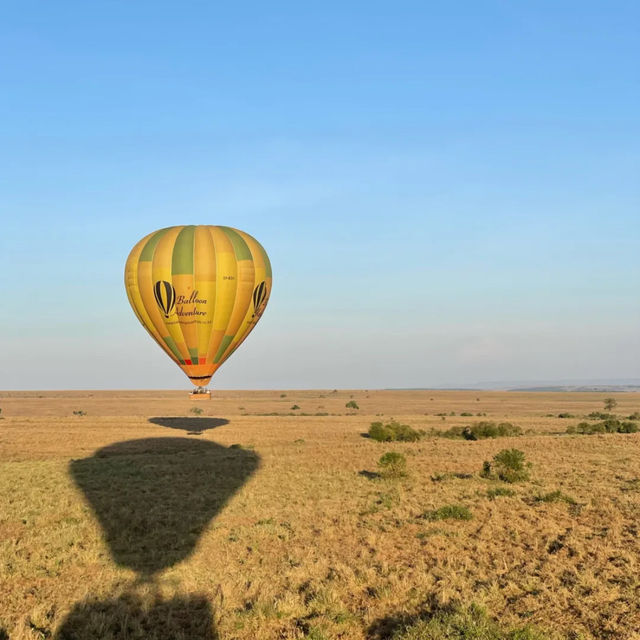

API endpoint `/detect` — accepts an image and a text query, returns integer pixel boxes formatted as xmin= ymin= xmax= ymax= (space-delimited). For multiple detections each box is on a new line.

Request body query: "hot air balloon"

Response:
xmin=125 ymin=226 xmax=271 ymax=394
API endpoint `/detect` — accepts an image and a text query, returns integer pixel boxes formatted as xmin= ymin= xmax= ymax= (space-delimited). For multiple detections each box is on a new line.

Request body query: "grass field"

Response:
xmin=1 ymin=389 xmax=639 ymax=639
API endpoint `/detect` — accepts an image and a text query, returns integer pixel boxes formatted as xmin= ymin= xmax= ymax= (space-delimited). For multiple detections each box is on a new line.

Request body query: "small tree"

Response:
xmin=368 ymin=420 xmax=422 ymax=442
xmin=345 ymin=400 xmax=359 ymax=410
xmin=378 ymin=452 xmax=407 ymax=478
xmin=604 ymin=397 xmax=618 ymax=412
xmin=482 ymin=449 xmax=530 ymax=483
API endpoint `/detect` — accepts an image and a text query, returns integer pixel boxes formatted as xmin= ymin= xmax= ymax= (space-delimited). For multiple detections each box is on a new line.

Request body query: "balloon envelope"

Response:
xmin=125 ymin=225 xmax=272 ymax=387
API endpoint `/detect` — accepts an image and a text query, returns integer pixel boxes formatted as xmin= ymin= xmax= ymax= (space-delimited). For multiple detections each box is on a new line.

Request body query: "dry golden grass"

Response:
xmin=0 ymin=390 xmax=639 ymax=639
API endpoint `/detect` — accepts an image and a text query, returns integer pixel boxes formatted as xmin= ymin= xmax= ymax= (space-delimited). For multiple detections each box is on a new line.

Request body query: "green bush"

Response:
xmin=389 ymin=603 xmax=548 ymax=640
xmin=619 ymin=421 xmax=640 ymax=433
xmin=431 ymin=472 xmax=473 ymax=482
xmin=291 ymin=404 xmax=300 ymax=410
xmin=570 ymin=418 xmax=638 ymax=435
xmin=557 ymin=412 xmax=575 ymax=418
xmin=369 ymin=422 xmax=394 ymax=441
xmin=345 ymin=400 xmax=359 ymax=410
xmin=422 ymin=504 xmax=473 ymax=521
xmin=487 ymin=487 xmax=516 ymax=500
xmin=627 ymin=412 xmax=640 ymax=420
xmin=435 ymin=421 xmax=522 ymax=440
xmin=190 ymin=406 xmax=203 ymax=416
xmin=378 ymin=452 xmax=407 ymax=478
xmin=586 ymin=411 xmax=614 ymax=420
xmin=482 ymin=449 xmax=530 ymax=483
xmin=73 ymin=410 xmax=87 ymax=416
xmin=460 ymin=412 xmax=473 ymax=416
xmin=368 ymin=420 xmax=422 ymax=442
xmin=534 ymin=490 xmax=576 ymax=505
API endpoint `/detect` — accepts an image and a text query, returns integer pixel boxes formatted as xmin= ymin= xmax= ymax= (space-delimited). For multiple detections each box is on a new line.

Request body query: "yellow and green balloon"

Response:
xmin=125 ymin=225 xmax=271 ymax=387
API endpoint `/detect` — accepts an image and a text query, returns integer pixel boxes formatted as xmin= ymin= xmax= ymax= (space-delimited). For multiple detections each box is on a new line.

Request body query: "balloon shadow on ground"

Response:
xmin=59 ymin=437 xmax=259 ymax=640
xmin=55 ymin=593 xmax=218 ymax=640
xmin=69 ymin=437 xmax=259 ymax=575
xmin=148 ymin=417 xmax=229 ymax=434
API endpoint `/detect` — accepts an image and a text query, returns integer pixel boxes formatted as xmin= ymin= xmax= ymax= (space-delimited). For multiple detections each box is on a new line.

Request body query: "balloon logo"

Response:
xmin=252 ymin=281 xmax=268 ymax=318
xmin=154 ymin=280 xmax=176 ymax=318
xmin=125 ymin=225 xmax=272 ymax=388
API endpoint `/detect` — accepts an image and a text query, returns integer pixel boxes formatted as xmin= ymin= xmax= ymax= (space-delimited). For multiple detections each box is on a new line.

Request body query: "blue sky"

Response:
xmin=1 ymin=1 xmax=638 ymax=389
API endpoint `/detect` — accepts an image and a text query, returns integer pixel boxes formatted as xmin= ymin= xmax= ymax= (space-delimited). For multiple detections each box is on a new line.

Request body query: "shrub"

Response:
xmin=586 ymin=411 xmax=614 ymax=420
xmin=618 ymin=421 xmax=639 ymax=433
xmin=291 ymin=405 xmax=300 ymax=410
xmin=604 ymin=397 xmax=618 ymax=412
xmin=431 ymin=472 xmax=473 ymax=482
xmin=368 ymin=420 xmax=422 ymax=442
xmin=627 ymin=412 xmax=640 ymax=420
xmin=534 ymin=490 xmax=576 ymax=505
xmin=557 ymin=412 xmax=575 ymax=418
xmin=570 ymin=418 xmax=638 ymax=435
xmin=494 ymin=449 xmax=530 ymax=483
xmin=369 ymin=422 xmax=394 ymax=441
xmin=345 ymin=400 xmax=359 ymax=410
xmin=389 ymin=603 xmax=548 ymax=640
xmin=460 ymin=412 xmax=473 ymax=416
xmin=435 ymin=421 xmax=522 ymax=440
xmin=378 ymin=452 xmax=407 ymax=478
xmin=482 ymin=449 xmax=530 ymax=483
xmin=487 ymin=487 xmax=515 ymax=500
xmin=280 ymin=393 xmax=286 ymax=397
xmin=73 ymin=410 xmax=87 ymax=416
xmin=190 ymin=406 xmax=203 ymax=416
xmin=423 ymin=504 xmax=473 ymax=521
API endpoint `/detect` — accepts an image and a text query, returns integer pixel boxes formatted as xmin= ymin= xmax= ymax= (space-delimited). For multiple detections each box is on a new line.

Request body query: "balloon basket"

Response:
xmin=189 ymin=390 xmax=211 ymax=401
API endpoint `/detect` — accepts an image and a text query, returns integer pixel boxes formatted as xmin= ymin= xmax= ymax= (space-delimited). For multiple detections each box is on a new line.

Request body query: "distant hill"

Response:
xmin=508 ymin=385 xmax=640 ymax=392
xmin=396 ymin=379 xmax=640 ymax=392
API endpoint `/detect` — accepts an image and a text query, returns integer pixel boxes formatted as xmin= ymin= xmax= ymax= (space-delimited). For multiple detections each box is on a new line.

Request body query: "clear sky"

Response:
xmin=1 ymin=1 xmax=638 ymax=390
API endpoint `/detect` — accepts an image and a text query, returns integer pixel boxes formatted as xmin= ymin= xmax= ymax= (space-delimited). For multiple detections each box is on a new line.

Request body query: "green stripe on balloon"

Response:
xmin=213 ymin=335 xmax=234 ymax=363
xmin=171 ymin=226 xmax=195 ymax=275
xmin=163 ymin=335 xmax=185 ymax=363
xmin=258 ymin=242 xmax=272 ymax=278
xmin=139 ymin=227 xmax=170 ymax=262
xmin=220 ymin=226 xmax=252 ymax=261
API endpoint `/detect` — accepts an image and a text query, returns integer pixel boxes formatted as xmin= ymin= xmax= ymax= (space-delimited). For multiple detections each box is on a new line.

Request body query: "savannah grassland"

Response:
xmin=0 ymin=390 xmax=639 ymax=640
